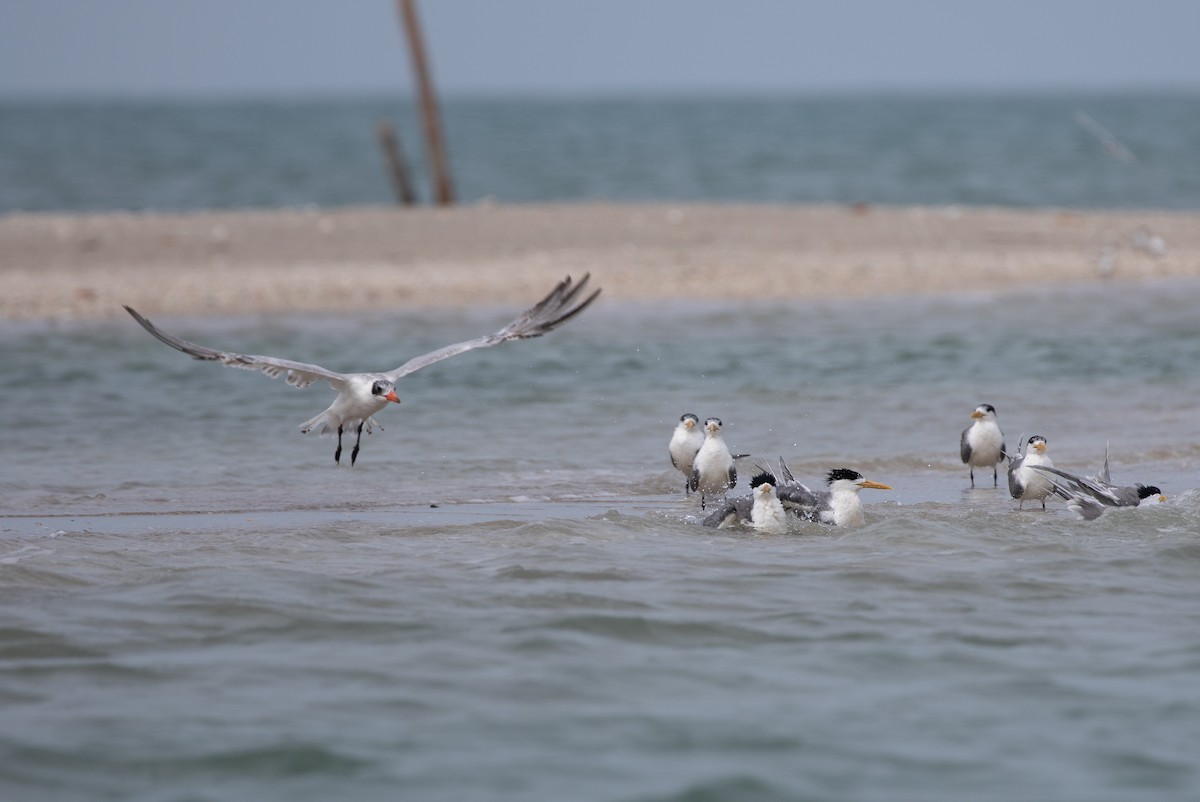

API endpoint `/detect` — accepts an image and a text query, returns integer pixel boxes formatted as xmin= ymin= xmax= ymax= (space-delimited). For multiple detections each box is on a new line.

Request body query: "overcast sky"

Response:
xmin=3 ymin=0 xmax=1199 ymax=97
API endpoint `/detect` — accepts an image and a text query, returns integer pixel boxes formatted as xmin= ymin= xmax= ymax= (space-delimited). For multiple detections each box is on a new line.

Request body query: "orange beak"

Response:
xmin=384 ymin=390 xmax=400 ymax=404
xmin=860 ymin=480 xmax=893 ymax=491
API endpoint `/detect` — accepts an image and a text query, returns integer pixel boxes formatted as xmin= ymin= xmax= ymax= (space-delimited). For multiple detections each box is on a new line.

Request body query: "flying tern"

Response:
xmin=125 ymin=274 xmax=600 ymax=465
xmin=960 ymin=403 xmax=1006 ymax=488
xmin=668 ymin=413 xmax=704 ymax=495
xmin=1008 ymin=434 xmax=1055 ymax=509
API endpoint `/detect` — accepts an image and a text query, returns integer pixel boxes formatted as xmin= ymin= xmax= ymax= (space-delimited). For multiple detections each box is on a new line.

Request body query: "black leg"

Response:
xmin=335 ymin=425 xmax=344 ymax=465
xmin=992 ymin=466 xmax=998 ymax=487
xmin=350 ymin=422 xmax=365 ymax=466
xmin=969 ymin=468 xmax=975 ymax=488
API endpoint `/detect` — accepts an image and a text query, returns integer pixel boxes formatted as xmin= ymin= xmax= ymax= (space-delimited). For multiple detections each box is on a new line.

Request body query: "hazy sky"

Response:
xmin=3 ymin=0 xmax=1199 ymax=97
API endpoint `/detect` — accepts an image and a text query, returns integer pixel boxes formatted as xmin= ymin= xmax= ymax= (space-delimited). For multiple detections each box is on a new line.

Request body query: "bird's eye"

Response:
xmin=371 ymin=382 xmax=385 ymax=395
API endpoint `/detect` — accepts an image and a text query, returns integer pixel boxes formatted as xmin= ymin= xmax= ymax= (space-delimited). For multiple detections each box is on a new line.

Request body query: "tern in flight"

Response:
xmin=125 ymin=274 xmax=600 ymax=465
xmin=960 ymin=404 xmax=1006 ymax=488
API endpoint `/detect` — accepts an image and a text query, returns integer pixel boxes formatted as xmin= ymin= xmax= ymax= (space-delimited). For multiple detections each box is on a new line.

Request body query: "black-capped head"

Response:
xmin=1136 ymin=484 xmax=1163 ymax=500
xmin=680 ymin=413 xmax=699 ymax=424
xmin=750 ymin=471 xmax=776 ymax=489
xmin=826 ymin=468 xmax=864 ymax=485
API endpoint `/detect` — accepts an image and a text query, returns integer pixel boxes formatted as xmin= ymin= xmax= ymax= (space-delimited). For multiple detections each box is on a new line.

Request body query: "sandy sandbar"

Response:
xmin=2 ymin=203 xmax=1197 ymax=320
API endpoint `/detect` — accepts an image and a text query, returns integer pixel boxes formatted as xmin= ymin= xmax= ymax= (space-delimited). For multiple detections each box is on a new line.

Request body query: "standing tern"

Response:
xmin=775 ymin=460 xmax=893 ymax=528
xmin=689 ymin=417 xmax=737 ymax=509
xmin=1030 ymin=452 xmax=1165 ymax=520
xmin=960 ymin=404 xmax=1006 ymax=488
xmin=125 ymin=274 xmax=600 ymax=466
xmin=668 ymin=413 xmax=704 ymax=495
xmin=701 ymin=471 xmax=788 ymax=534
xmin=1008 ymin=434 xmax=1055 ymax=509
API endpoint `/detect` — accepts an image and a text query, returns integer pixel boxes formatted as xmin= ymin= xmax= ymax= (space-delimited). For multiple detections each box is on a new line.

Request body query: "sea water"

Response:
xmin=2 ymin=281 xmax=1200 ymax=800
xmin=2 ymin=93 xmax=1198 ymax=213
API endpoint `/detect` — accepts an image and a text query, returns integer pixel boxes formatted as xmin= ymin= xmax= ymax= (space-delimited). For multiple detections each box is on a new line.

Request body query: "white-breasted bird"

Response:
xmin=960 ymin=403 xmax=1006 ymax=488
xmin=701 ymin=471 xmax=788 ymax=534
xmin=1031 ymin=447 xmax=1166 ymax=520
xmin=1008 ymin=434 xmax=1055 ymax=509
xmin=689 ymin=417 xmax=737 ymax=509
xmin=775 ymin=461 xmax=893 ymax=528
xmin=668 ymin=413 xmax=704 ymax=495
xmin=125 ymin=274 xmax=600 ymax=466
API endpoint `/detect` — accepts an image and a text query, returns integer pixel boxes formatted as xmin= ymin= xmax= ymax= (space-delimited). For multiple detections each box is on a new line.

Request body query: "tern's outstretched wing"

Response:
xmin=1030 ymin=465 xmax=1129 ymax=506
xmin=384 ymin=274 xmax=600 ymax=380
xmin=125 ymin=306 xmax=349 ymax=390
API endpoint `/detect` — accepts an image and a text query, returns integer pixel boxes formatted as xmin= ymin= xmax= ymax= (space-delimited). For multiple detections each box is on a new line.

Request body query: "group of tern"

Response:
xmin=122 ymin=276 xmax=1167 ymax=528
xmin=960 ymin=404 xmax=1165 ymax=520
xmin=668 ymin=413 xmax=893 ymax=532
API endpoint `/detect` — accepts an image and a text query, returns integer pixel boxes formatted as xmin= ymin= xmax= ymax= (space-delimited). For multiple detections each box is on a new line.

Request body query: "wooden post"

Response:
xmin=376 ymin=120 xmax=418 ymax=205
xmin=396 ymin=0 xmax=455 ymax=205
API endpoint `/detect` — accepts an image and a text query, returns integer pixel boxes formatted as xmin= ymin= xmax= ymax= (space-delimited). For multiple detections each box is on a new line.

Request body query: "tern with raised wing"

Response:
xmin=775 ymin=460 xmax=893 ymax=527
xmin=125 ymin=274 xmax=600 ymax=465
xmin=1031 ymin=446 xmax=1165 ymax=520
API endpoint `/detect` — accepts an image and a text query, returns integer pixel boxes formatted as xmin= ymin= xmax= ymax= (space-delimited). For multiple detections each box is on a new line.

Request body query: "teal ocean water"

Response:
xmin=3 ymin=281 xmax=1200 ymax=800
xmin=2 ymin=93 xmax=1198 ymax=212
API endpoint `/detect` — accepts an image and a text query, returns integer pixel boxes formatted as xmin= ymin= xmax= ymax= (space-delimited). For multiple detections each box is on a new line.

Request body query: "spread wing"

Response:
xmin=1030 ymin=465 xmax=1129 ymax=506
xmin=125 ymin=306 xmax=349 ymax=390
xmin=384 ymin=274 xmax=600 ymax=380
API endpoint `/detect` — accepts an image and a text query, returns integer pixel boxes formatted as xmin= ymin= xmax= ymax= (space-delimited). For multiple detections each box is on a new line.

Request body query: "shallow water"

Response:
xmin=3 ymin=281 xmax=1200 ymax=801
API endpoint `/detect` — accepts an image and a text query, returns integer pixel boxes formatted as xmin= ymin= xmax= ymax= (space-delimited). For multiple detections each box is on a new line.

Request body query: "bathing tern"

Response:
xmin=960 ymin=404 xmax=1006 ymax=488
xmin=701 ymin=471 xmax=788 ymax=534
xmin=1008 ymin=435 xmax=1055 ymax=509
xmin=775 ymin=459 xmax=893 ymax=528
xmin=125 ymin=274 xmax=600 ymax=466
xmin=1030 ymin=446 xmax=1165 ymax=520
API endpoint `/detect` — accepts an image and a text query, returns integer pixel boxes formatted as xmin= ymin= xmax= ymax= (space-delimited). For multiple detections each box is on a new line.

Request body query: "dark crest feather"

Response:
xmin=750 ymin=471 xmax=776 ymax=489
xmin=826 ymin=468 xmax=863 ymax=485
xmin=1136 ymin=484 xmax=1162 ymax=499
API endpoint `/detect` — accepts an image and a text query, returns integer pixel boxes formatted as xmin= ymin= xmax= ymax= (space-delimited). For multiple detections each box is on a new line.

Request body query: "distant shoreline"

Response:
xmin=3 ymin=202 xmax=1198 ymax=321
